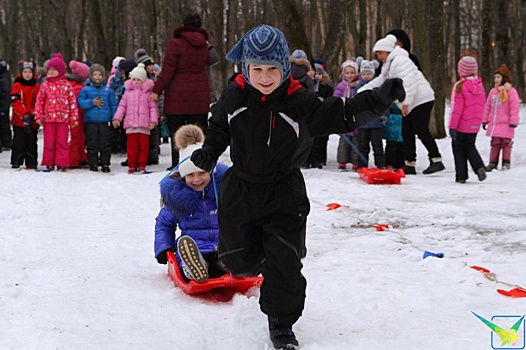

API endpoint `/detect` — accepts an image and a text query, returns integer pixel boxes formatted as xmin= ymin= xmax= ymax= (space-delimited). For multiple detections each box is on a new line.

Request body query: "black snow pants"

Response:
xmin=218 ymin=167 xmax=308 ymax=326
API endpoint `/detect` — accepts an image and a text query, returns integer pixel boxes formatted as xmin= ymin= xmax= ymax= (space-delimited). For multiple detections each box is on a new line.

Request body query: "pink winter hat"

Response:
xmin=69 ymin=60 xmax=90 ymax=81
xmin=457 ymin=56 xmax=478 ymax=78
xmin=47 ymin=53 xmax=66 ymax=75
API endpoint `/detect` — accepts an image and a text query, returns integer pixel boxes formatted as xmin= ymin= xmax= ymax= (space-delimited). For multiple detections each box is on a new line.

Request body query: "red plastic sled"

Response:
xmin=167 ymin=251 xmax=263 ymax=297
xmin=357 ymin=167 xmax=405 ymax=185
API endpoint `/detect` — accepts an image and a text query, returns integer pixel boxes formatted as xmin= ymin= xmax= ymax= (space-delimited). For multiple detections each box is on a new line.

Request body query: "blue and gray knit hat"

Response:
xmin=226 ymin=24 xmax=290 ymax=86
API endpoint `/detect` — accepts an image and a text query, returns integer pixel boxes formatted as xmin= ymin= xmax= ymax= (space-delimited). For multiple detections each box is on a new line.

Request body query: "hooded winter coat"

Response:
xmin=482 ymin=86 xmax=520 ymax=139
xmin=113 ymin=79 xmax=158 ymax=131
xmin=154 ymin=164 xmax=227 ymax=259
xmin=449 ymin=77 xmax=486 ymax=133
xmin=152 ymin=25 xmax=211 ymax=115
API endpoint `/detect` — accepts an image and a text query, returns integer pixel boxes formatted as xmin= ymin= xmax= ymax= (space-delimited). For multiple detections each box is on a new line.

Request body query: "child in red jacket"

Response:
xmin=10 ymin=60 xmax=40 ymax=169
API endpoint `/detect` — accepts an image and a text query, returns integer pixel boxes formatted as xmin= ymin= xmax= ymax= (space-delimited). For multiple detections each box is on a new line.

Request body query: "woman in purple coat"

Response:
xmin=154 ymin=125 xmax=227 ymax=282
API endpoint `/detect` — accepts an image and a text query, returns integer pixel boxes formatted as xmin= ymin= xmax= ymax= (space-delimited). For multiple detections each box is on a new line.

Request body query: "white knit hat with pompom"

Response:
xmin=373 ymin=34 xmax=397 ymax=53
xmin=175 ymin=125 xmax=206 ymax=177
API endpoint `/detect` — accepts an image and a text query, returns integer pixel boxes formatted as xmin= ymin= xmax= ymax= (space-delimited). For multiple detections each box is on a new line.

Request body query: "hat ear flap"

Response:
xmin=226 ymin=37 xmax=245 ymax=63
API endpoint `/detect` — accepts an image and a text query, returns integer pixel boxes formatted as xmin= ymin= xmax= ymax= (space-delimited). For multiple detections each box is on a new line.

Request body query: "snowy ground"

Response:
xmin=1 ymin=110 xmax=525 ymax=350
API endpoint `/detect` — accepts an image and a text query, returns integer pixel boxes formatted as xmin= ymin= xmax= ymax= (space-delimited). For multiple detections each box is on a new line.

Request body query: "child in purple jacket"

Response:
xmin=449 ymin=56 xmax=487 ymax=183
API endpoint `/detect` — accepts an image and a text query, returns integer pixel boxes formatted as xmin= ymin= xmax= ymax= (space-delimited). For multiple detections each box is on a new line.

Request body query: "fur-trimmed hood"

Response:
xmin=290 ymin=56 xmax=312 ymax=70
xmin=159 ymin=163 xmax=228 ymax=218
xmin=124 ymin=78 xmax=154 ymax=91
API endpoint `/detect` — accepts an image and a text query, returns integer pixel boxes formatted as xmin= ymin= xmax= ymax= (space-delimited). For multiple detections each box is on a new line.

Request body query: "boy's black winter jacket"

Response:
xmin=204 ymin=74 xmax=394 ymax=179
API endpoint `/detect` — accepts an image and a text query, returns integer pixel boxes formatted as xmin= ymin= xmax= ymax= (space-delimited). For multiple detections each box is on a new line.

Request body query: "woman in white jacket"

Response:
xmin=357 ymin=34 xmax=445 ymax=175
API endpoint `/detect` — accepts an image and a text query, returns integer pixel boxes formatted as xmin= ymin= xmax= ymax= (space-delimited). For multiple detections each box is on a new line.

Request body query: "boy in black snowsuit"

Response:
xmin=190 ymin=25 xmax=404 ymax=350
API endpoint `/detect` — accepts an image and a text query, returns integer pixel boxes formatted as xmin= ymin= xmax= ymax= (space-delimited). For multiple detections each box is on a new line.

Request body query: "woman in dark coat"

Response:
xmin=151 ymin=13 xmax=213 ymax=170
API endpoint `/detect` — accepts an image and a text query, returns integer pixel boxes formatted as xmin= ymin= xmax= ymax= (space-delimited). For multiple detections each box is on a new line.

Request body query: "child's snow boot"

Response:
xmin=177 ymin=236 xmax=208 ymax=283
xmin=502 ymin=160 xmax=510 ymax=171
xmin=485 ymin=162 xmax=497 ymax=172
xmin=269 ymin=322 xmax=299 ymax=350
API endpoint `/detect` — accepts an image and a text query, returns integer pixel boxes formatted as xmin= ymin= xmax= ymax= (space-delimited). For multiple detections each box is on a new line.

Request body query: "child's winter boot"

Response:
xmin=485 ymin=162 xmax=497 ymax=172
xmin=177 ymin=236 xmax=208 ymax=283
xmin=269 ymin=319 xmax=299 ymax=350
xmin=502 ymin=160 xmax=510 ymax=171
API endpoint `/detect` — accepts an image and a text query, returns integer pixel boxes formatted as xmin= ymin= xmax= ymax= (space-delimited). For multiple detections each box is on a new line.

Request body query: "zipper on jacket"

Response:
xmin=267 ymin=112 xmax=276 ymax=147
xmin=202 ymin=191 xmax=213 ymax=242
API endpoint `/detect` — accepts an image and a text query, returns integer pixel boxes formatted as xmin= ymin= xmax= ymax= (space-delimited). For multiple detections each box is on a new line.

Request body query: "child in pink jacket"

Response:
xmin=112 ymin=63 xmax=158 ymax=173
xmin=35 ymin=53 xmax=79 ymax=171
xmin=449 ymin=56 xmax=486 ymax=183
xmin=482 ymin=64 xmax=520 ymax=171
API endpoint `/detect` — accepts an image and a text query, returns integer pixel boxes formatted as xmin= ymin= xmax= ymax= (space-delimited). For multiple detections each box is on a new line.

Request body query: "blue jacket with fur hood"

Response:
xmin=154 ymin=163 xmax=228 ymax=259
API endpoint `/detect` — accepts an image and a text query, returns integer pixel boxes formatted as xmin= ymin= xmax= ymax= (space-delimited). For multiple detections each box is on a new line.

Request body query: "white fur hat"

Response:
xmin=129 ymin=63 xmax=147 ymax=81
xmin=175 ymin=125 xmax=206 ymax=177
xmin=373 ymin=34 xmax=397 ymax=53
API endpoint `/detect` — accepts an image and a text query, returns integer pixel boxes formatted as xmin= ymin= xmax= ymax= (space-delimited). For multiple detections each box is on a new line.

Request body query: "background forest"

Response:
xmin=1 ymin=0 xmax=524 ymax=137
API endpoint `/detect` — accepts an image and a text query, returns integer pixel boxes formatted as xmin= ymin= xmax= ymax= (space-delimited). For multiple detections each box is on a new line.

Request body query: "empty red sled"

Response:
xmin=167 ymin=251 xmax=263 ymax=295
xmin=357 ymin=167 xmax=405 ymax=185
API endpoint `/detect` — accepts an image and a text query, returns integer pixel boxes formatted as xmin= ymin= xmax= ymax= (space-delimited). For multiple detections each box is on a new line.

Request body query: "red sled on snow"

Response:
xmin=357 ymin=167 xmax=405 ymax=185
xmin=167 ymin=251 xmax=263 ymax=300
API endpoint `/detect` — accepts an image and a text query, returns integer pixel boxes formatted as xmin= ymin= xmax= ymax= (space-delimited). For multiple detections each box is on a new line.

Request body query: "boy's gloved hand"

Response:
xmin=449 ymin=129 xmax=457 ymax=139
xmin=191 ymin=146 xmax=217 ymax=172
xmin=349 ymin=78 xmax=405 ymax=123
xmin=376 ymin=78 xmax=405 ymax=106
xmin=156 ymin=248 xmax=175 ymax=265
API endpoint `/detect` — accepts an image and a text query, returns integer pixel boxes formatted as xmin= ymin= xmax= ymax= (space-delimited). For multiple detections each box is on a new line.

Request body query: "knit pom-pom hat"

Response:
xmin=226 ymin=24 xmax=290 ymax=87
xmin=69 ymin=60 xmax=90 ymax=81
xmin=47 ymin=53 xmax=66 ymax=75
xmin=175 ymin=125 xmax=206 ymax=177
xmin=372 ymin=34 xmax=397 ymax=53
xmin=457 ymin=56 xmax=478 ymax=78
xmin=129 ymin=63 xmax=147 ymax=81
xmin=135 ymin=48 xmax=153 ymax=66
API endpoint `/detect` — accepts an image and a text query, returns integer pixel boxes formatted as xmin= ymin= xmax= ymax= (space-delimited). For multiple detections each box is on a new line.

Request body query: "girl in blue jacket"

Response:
xmin=154 ymin=125 xmax=228 ymax=282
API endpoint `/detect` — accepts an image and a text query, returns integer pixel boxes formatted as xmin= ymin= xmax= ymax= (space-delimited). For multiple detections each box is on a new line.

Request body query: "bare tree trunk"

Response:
xmin=428 ymin=0 xmax=446 ymax=138
xmin=480 ymin=0 xmax=494 ymax=92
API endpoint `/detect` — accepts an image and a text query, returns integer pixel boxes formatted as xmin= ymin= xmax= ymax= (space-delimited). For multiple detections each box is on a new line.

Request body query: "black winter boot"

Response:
xmin=423 ymin=161 xmax=445 ymax=174
xmin=269 ymin=320 xmax=299 ymax=350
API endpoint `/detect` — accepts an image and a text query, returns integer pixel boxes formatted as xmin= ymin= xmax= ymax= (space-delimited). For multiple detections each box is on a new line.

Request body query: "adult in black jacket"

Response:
xmin=191 ymin=25 xmax=404 ymax=350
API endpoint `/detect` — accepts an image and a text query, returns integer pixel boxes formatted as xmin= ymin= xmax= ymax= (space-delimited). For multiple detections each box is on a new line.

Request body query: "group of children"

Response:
xmin=8 ymin=52 xmax=161 ymax=174
xmin=449 ymin=57 xmax=519 ymax=183
xmin=298 ymin=36 xmax=519 ymax=184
